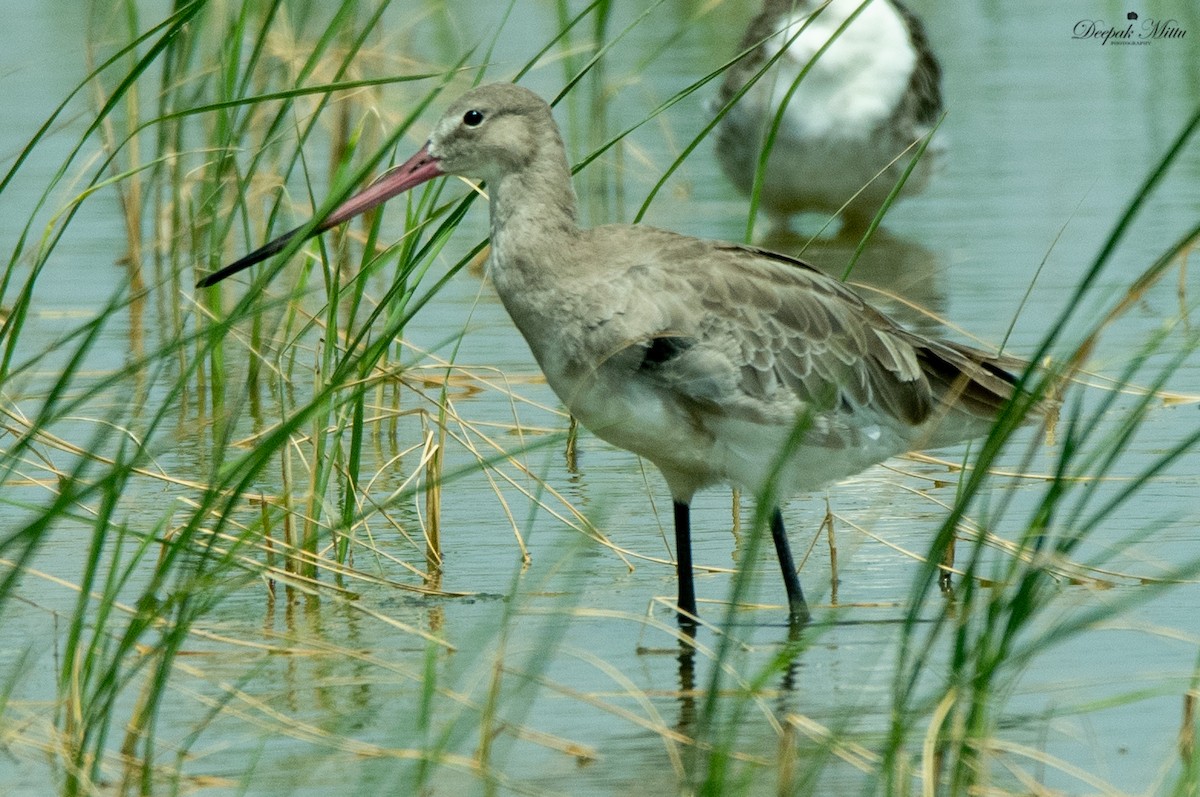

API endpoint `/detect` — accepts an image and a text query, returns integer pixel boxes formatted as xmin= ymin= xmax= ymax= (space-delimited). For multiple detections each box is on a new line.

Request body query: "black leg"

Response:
xmin=770 ymin=508 xmax=810 ymax=623
xmin=673 ymin=501 xmax=697 ymax=622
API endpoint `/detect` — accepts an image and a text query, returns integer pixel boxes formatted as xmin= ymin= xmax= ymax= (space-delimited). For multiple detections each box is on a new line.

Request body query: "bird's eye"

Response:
xmin=463 ymin=109 xmax=485 ymax=127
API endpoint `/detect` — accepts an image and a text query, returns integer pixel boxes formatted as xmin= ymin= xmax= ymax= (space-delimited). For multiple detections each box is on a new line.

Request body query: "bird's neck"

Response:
xmin=487 ymin=153 xmax=580 ymax=277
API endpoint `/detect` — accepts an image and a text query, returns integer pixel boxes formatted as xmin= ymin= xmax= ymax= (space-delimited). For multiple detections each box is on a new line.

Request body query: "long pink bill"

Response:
xmin=196 ymin=145 xmax=444 ymax=288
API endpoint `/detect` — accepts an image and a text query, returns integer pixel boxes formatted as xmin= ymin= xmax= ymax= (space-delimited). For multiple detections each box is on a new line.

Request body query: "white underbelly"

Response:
xmin=558 ymin=372 xmax=718 ymax=478
xmin=552 ymin=364 xmax=916 ymax=502
xmin=706 ymin=412 xmax=911 ymax=498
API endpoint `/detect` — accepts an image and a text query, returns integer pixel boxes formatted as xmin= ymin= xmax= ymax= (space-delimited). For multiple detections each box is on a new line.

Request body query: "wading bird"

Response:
xmin=200 ymin=83 xmax=1034 ymax=625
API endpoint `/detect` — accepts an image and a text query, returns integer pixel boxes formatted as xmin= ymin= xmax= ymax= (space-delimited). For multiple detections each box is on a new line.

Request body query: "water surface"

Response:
xmin=1 ymin=1 xmax=1199 ymax=793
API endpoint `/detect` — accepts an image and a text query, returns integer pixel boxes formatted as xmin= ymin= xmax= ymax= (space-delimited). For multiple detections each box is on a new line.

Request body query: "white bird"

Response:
xmin=201 ymin=83 xmax=1034 ymax=624
xmin=716 ymin=0 xmax=943 ymax=233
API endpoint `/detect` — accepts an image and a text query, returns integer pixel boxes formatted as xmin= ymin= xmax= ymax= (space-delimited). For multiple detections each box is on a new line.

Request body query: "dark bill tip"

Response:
xmin=196 ymin=145 xmax=444 ymax=288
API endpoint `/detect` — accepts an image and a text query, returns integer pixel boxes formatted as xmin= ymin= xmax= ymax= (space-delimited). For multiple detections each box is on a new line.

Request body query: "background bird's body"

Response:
xmin=717 ymin=0 xmax=943 ymax=229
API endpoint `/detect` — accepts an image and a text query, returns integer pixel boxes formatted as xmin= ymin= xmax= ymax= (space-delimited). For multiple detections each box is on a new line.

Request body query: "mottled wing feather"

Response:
xmin=582 ymin=228 xmax=1028 ymax=439
xmin=703 ymin=243 xmax=938 ymax=425
xmin=592 ymin=233 xmax=950 ymax=429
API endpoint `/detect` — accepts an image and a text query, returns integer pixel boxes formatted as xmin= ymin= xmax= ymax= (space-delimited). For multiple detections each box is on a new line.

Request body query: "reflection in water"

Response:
xmin=821 ymin=501 xmax=839 ymax=606
xmin=674 ymin=625 xmax=698 ymax=743
xmin=258 ymin=586 xmax=380 ymax=727
xmin=757 ymin=226 xmax=945 ymax=333
xmin=424 ymin=570 xmax=445 ymax=635
xmin=774 ymin=620 xmax=806 ymax=719
xmin=672 ymin=620 xmax=807 ymax=786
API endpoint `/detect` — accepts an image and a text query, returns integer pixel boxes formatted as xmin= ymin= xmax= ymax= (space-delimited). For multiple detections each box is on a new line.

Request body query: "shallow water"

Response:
xmin=2 ymin=0 xmax=1199 ymax=794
